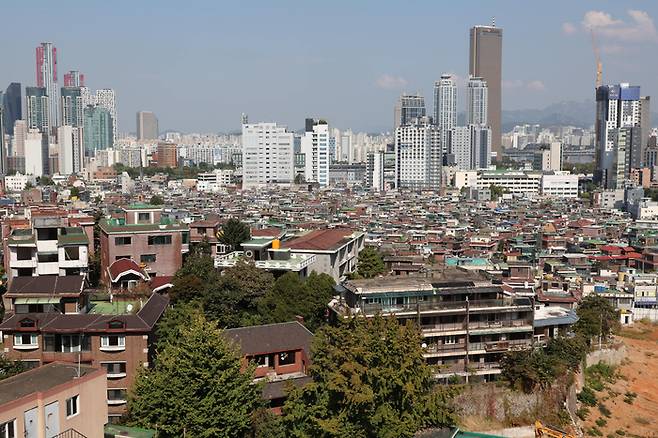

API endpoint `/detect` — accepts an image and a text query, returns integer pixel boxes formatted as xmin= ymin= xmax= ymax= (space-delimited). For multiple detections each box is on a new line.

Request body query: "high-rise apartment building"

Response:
xmin=57 ymin=125 xmax=84 ymax=175
xmin=595 ymin=83 xmax=642 ymax=189
xmin=136 ymin=111 xmax=159 ymax=140
xmin=301 ymin=119 xmax=330 ymax=186
xmin=466 ymin=77 xmax=488 ymax=126
xmin=0 ymin=107 xmax=5 ymax=174
xmin=395 ymin=117 xmax=441 ymax=190
xmin=12 ymin=120 xmax=27 ymax=157
xmin=24 ymin=129 xmax=48 ymax=177
xmin=450 ymin=125 xmax=492 ymax=171
xmin=366 ymin=150 xmax=385 ymax=191
xmin=95 ymin=89 xmax=117 ymax=143
xmin=2 ymin=83 xmax=22 ymax=136
xmin=63 ymin=70 xmax=85 ymax=87
xmin=157 ymin=142 xmax=178 ymax=168
xmin=25 ymin=87 xmax=50 ymax=132
xmin=469 ymin=25 xmax=502 ymax=157
xmin=83 ymin=105 xmax=113 ymax=155
xmin=639 ymin=96 xmax=651 ymax=164
xmin=60 ymin=87 xmax=84 ymax=127
xmin=241 ymin=122 xmax=294 ymax=188
xmin=394 ymin=94 xmax=426 ymax=128
xmin=434 ymin=74 xmax=457 ymax=155
xmin=36 ymin=42 xmax=59 ymax=128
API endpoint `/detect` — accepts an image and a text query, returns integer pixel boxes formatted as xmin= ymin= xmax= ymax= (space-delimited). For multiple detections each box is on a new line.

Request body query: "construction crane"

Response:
xmin=535 ymin=420 xmax=576 ymax=438
xmin=590 ymin=28 xmax=603 ymax=88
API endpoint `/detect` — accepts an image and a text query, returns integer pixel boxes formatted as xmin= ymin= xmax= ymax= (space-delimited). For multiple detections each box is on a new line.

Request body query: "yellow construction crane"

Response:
xmin=590 ymin=28 xmax=602 ymax=88
xmin=535 ymin=420 xmax=576 ymax=438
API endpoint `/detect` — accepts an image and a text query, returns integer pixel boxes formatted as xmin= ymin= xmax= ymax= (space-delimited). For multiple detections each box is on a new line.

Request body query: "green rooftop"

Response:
xmin=123 ymin=203 xmax=161 ymax=210
xmin=88 ymin=300 xmax=140 ymax=315
xmin=104 ymin=424 xmax=156 ymax=438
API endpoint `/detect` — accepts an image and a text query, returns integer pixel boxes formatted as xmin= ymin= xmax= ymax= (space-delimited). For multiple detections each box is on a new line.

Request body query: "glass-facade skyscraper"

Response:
xmin=84 ymin=105 xmax=114 ymax=155
xmin=2 ymin=83 xmax=22 ymax=136
xmin=25 ymin=86 xmax=50 ymax=132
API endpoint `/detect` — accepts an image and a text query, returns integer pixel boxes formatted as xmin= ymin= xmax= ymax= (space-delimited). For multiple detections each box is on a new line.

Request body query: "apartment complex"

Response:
xmin=98 ymin=204 xmax=189 ymax=284
xmin=242 ymin=122 xmax=294 ymax=188
xmin=330 ymin=269 xmax=534 ymax=381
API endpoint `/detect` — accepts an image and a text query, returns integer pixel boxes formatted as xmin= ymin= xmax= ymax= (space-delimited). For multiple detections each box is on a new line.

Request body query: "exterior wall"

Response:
xmin=248 ymin=349 xmax=306 ymax=379
xmin=0 ymin=369 xmax=107 ymax=438
xmin=289 ymin=233 xmax=364 ymax=281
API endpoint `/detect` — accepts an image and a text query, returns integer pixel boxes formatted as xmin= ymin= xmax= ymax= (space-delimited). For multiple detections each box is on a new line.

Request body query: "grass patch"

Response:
xmin=586 ymin=363 xmax=617 ymax=392
xmin=588 ymin=427 xmax=604 ymax=437
xmin=596 ymin=418 xmax=608 ymax=427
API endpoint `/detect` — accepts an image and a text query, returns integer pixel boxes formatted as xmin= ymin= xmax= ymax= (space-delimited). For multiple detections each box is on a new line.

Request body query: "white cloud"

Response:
xmin=562 ymin=22 xmax=577 ymax=35
xmin=503 ymin=79 xmax=545 ymax=92
xmin=375 ymin=74 xmax=408 ymax=90
xmin=582 ymin=9 xmax=658 ymax=43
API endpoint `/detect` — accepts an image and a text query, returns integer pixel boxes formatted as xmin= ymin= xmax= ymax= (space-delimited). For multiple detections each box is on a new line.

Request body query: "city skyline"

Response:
xmin=1 ymin=1 xmax=657 ymax=133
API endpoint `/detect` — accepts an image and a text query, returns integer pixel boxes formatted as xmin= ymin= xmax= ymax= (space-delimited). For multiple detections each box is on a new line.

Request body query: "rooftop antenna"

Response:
xmin=492 ymin=16 xmax=496 ymax=27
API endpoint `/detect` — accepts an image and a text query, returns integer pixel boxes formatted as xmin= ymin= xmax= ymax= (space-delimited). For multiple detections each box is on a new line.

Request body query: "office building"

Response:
xmin=595 ymin=83 xmax=642 ymax=189
xmin=36 ymin=42 xmax=59 ymax=127
xmin=466 ymin=77 xmax=488 ymax=126
xmin=395 ymin=117 xmax=441 ymax=189
xmin=25 ymin=86 xmax=49 ymax=132
xmin=95 ymin=89 xmax=117 ymax=144
xmin=301 ymin=119 xmax=330 ymax=186
xmin=533 ymin=142 xmax=562 ymax=171
xmin=242 ymin=122 xmax=294 ymax=188
xmin=84 ymin=105 xmax=114 ymax=155
xmin=394 ymin=94 xmax=426 ymax=128
xmin=366 ymin=150 xmax=385 ymax=191
xmin=2 ymin=83 xmax=22 ymax=136
xmin=58 ymin=125 xmax=85 ymax=175
xmin=136 ymin=111 xmax=159 ymax=140
xmin=640 ymin=96 xmax=651 ymax=164
xmin=24 ymin=129 xmax=48 ymax=176
xmin=450 ymin=125 xmax=492 ymax=171
xmin=60 ymin=86 xmax=84 ymax=127
xmin=157 ymin=141 xmax=178 ymax=167
xmin=434 ymin=74 xmax=457 ymax=155
xmin=469 ymin=25 xmax=503 ymax=157
xmin=63 ymin=70 xmax=85 ymax=87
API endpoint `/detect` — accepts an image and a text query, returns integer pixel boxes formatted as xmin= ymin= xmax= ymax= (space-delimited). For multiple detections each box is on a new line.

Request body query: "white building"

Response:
xmin=3 ymin=173 xmax=36 ymax=192
xmin=366 ymin=151 xmax=385 ymax=191
xmin=24 ymin=129 xmax=46 ymax=177
xmin=301 ymin=120 xmax=330 ymax=186
xmin=197 ymin=169 xmax=233 ymax=192
xmin=434 ymin=74 xmax=457 ymax=155
xmin=242 ymin=122 xmax=294 ymax=188
xmin=450 ymin=125 xmax=491 ymax=170
xmin=477 ymin=171 xmax=542 ymax=196
xmin=467 ymin=77 xmax=488 ymax=125
xmin=535 ymin=142 xmax=562 ymax=171
xmin=395 ymin=118 xmax=441 ymax=190
xmin=57 ymin=126 xmax=84 ymax=175
xmin=540 ymin=172 xmax=579 ymax=198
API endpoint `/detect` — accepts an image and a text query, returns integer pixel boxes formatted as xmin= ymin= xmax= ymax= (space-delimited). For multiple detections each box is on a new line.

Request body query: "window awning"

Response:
xmin=14 ymin=297 xmax=60 ymax=305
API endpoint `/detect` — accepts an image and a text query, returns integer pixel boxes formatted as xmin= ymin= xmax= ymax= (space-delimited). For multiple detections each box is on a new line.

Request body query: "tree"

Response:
xmin=281 ymin=316 xmax=458 ymax=437
xmin=169 ymin=252 xmax=219 ymax=304
xmin=70 ymin=186 xmax=80 ymax=198
xmin=500 ymin=349 xmax=559 ymax=393
xmin=155 ymin=302 xmax=204 ymax=349
xmin=354 ymin=247 xmax=385 ymax=279
xmin=259 ymin=272 xmax=335 ymax=331
xmin=150 ymin=194 xmax=164 ymax=205
xmin=219 ymin=219 xmax=251 ymax=250
xmin=574 ymin=295 xmax=620 ymax=344
xmin=37 ymin=175 xmax=54 ymax=186
xmin=0 ymin=355 xmax=24 ymax=381
xmin=127 ymin=314 xmax=261 ymax=437
xmin=490 ymin=184 xmax=504 ymax=201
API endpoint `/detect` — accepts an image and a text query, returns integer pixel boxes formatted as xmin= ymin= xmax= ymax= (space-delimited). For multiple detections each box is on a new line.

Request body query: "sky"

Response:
xmin=2 ymin=0 xmax=657 ymax=133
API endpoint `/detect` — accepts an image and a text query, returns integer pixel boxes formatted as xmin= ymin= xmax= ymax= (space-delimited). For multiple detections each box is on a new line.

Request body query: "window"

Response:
xmin=13 ymin=334 xmax=38 ymax=348
xmin=102 ymin=362 xmax=127 ymax=377
xmin=140 ymin=254 xmax=156 ymax=263
xmin=114 ymin=236 xmax=132 ymax=245
xmin=16 ymin=247 xmax=32 ymax=261
xmin=279 ymin=350 xmax=296 ymax=366
xmin=444 ymin=336 xmax=457 ymax=345
xmin=0 ymin=419 xmax=16 ymax=438
xmin=137 ymin=212 xmax=151 ymax=222
xmin=61 ymin=335 xmax=83 ymax=353
xmin=66 ymin=395 xmax=79 ymax=418
xmin=100 ymin=335 xmax=125 ymax=350
xmin=37 ymin=252 xmax=58 ymax=263
xmin=147 ymin=235 xmax=172 ymax=245
xmin=36 ymin=228 xmax=57 ymax=241
xmin=107 ymin=389 xmax=127 ymax=404
xmin=115 ymin=255 xmax=130 ymax=261
xmin=64 ymin=246 xmax=80 ymax=260
xmin=19 ymin=318 xmax=35 ymax=328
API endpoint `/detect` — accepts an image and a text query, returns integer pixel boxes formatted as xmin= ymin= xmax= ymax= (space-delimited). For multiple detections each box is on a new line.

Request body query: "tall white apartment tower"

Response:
xmin=467 ymin=77 xmax=488 ymax=126
xmin=241 ymin=122 xmax=294 ymax=188
xmin=434 ymin=74 xmax=457 ymax=155
xmin=95 ymin=89 xmax=117 ymax=144
xmin=57 ymin=125 xmax=85 ymax=175
xmin=36 ymin=42 xmax=59 ymax=128
xmin=301 ymin=119 xmax=330 ymax=186
xmin=395 ymin=117 xmax=441 ymax=190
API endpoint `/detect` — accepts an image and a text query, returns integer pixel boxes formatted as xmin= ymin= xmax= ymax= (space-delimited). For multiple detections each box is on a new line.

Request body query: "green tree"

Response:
xmin=500 ymin=349 xmax=559 ymax=393
xmin=37 ymin=175 xmax=54 ymax=186
xmin=219 ymin=219 xmax=251 ymax=250
xmin=169 ymin=252 xmax=219 ymax=304
xmin=259 ymin=272 xmax=334 ymax=331
xmin=127 ymin=314 xmax=261 ymax=437
xmin=150 ymin=194 xmax=164 ymax=205
xmin=281 ymin=316 xmax=457 ymax=437
xmin=574 ymin=295 xmax=620 ymax=344
xmin=0 ymin=355 xmax=24 ymax=381
xmin=490 ymin=184 xmax=504 ymax=201
xmin=354 ymin=247 xmax=385 ymax=279
xmin=155 ymin=302 xmax=204 ymax=349
xmin=70 ymin=186 xmax=81 ymax=198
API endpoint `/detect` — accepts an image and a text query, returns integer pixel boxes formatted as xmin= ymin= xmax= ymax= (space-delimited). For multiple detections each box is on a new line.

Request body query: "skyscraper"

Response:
xmin=595 ymin=83 xmax=642 ymax=189
xmin=25 ymin=86 xmax=50 ymax=132
xmin=63 ymin=70 xmax=85 ymax=87
xmin=0 ymin=106 xmax=5 ymax=174
xmin=640 ymin=96 xmax=651 ymax=164
xmin=242 ymin=122 xmax=294 ymax=188
xmin=301 ymin=119 xmax=330 ymax=186
xmin=57 ymin=125 xmax=84 ymax=175
xmin=434 ymin=74 xmax=457 ymax=155
xmin=136 ymin=111 xmax=159 ymax=140
xmin=449 ymin=125 xmax=491 ymax=171
xmin=36 ymin=42 xmax=59 ymax=128
xmin=395 ymin=117 xmax=441 ymax=190
xmin=60 ymin=87 xmax=84 ymax=127
xmin=95 ymin=89 xmax=117 ymax=143
xmin=469 ymin=25 xmax=502 ymax=158
xmin=394 ymin=94 xmax=426 ymax=128
xmin=12 ymin=120 xmax=27 ymax=157
xmin=466 ymin=77 xmax=488 ymax=126
xmin=84 ymin=105 xmax=113 ymax=155
xmin=2 ymin=83 xmax=22 ymax=136
xmin=24 ymin=129 xmax=48 ymax=177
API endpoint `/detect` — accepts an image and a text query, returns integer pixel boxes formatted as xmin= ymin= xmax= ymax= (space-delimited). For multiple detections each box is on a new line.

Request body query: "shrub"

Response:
xmin=598 ymin=403 xmax=612 ymax=418
xmin=576 ymin=407 xmax=590 ymax=421
xmin=578 ymin=386 xmax=598 ymax=406
xmin=596 ymin=418 xmax=607 ymax=427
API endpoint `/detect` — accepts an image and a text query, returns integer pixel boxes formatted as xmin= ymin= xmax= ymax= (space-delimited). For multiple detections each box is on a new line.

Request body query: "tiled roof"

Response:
xmin=6 ymin=275 xmax=85 ymax=296
xmin=108 ymin=259 xmax=148 ymax=282
xmin=224 ymin=321 xmax=312 ymax=356
xmin=282 ymin=228 xmax=356 ymax=251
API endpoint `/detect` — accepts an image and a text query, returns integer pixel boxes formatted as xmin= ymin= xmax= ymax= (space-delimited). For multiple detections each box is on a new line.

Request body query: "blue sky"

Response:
xmin=2 ymin=1 xmax=657 ymax=133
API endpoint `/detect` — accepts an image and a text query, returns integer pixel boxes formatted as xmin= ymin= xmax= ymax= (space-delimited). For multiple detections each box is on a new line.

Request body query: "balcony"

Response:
xmin=10 ymin=258 xmax=37 ymax=269
xmin=360 ymin=297 xmax=532 ymax=316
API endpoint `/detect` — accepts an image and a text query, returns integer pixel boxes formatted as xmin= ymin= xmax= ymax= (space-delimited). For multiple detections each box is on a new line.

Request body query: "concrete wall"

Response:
xmin=585 ymin=344 xmax=627 ymax=368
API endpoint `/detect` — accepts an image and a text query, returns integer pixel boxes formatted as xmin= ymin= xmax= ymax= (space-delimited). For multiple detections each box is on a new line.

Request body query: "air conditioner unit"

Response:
xmin=244 ymin=250 xmax=254 ymax=259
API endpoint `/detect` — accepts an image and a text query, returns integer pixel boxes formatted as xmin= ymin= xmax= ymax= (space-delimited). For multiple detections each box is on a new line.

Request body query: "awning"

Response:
xmin=14 ymin=297 xmax=60 ymax=305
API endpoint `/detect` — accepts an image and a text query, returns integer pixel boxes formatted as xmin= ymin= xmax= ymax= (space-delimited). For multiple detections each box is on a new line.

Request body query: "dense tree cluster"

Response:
xmin=349 ymin=246 xmax=386 ymax=279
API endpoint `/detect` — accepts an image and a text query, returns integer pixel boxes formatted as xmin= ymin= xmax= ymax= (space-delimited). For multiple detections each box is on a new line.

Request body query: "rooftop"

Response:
xmin=282 ymin=228 xmax=358 ymax=251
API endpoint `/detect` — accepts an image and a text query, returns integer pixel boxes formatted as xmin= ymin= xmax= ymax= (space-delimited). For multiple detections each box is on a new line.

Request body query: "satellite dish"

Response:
xmin=126 ymin=304 xmax=134 ymax=313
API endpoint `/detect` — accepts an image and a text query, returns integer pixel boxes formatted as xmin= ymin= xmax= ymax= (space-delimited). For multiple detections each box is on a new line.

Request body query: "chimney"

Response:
xmin=295 ymin=315 xmax=305 ymax=325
